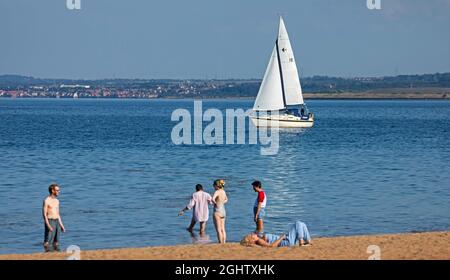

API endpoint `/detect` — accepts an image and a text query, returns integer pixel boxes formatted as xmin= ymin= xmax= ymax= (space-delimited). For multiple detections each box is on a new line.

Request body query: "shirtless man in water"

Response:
xmin=42 ymin=183 xmax=65 ymax=252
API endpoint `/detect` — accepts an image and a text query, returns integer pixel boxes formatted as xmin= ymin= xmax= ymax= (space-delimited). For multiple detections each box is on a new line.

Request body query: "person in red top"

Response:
xmin=252 ymin=180 xmax=267 ymax=236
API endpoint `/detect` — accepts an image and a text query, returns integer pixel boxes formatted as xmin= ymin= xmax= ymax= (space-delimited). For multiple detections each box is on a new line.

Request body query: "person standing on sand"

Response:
xmin=42 ymin=183 xmax=65 ymax=252
xmin=252 ymin=180 xmax=267 ymax=236
xmin=178 ymin=184 xmax=213 ymax=234
xmin=212 ymin=179 xmax=228 ymax=243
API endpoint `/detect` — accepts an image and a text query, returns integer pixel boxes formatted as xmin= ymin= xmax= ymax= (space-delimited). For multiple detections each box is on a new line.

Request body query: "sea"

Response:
xmin=0 ymin=98 xmax=449 ymax=254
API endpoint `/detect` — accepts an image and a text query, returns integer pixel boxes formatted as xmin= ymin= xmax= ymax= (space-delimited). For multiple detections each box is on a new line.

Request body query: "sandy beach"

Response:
xmin=1 ymin=231 xmax=448 ymax=260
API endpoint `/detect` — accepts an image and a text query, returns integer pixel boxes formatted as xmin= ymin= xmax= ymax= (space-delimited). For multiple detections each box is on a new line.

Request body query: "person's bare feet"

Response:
xmin=299 ymin=240 xmax=312 ymax=246
xmin=186 ymin=227 xmax=194 ymax=232
xmin=43 ymin=243 xmax=50 ymax=252
xmin=53 ymin=244 xmax=61 ymax=252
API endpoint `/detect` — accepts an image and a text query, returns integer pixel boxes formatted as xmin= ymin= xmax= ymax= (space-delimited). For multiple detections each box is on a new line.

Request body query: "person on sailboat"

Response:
xmin=240 ymin=220 xmax=311 ymax=247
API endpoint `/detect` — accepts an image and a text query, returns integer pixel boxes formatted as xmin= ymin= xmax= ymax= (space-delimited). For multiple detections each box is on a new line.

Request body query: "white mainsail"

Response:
xmin=253 ymin=45 xmax=285 ymax=111
xmin=277 ymin=17 xmax=304 ymax=106
xmin=253 ymin=16 xmax=304 ymax=111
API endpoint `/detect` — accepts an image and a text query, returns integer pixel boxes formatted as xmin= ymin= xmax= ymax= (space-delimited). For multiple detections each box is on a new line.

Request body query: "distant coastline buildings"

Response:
xmin=0 ymin=73 xmax=449 ymax=99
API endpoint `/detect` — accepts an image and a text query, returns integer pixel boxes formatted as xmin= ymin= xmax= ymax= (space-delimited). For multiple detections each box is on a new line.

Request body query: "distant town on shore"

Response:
xmin=1 ymin=73 xmax=449 ymax=99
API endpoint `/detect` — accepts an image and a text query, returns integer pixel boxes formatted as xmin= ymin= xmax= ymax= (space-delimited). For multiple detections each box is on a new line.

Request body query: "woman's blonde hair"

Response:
xmin=214 ymin=179 xmax=225 ymax=189
xmin=240 ymin=234 xmax=254 ymax=246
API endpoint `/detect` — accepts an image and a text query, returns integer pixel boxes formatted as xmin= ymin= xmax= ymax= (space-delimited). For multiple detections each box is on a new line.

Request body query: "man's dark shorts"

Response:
xmin=44 ymin=219 xmax=60 ymax=244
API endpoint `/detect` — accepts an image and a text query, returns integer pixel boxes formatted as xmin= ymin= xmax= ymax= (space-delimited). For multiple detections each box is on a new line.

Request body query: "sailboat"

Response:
xmin=251 ymin=17 xmax=314 ymax=128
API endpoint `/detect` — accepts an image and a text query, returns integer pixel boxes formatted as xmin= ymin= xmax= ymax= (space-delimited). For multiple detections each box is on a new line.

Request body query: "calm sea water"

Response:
xmin=0 ymin=98 xmax=449 ymax=254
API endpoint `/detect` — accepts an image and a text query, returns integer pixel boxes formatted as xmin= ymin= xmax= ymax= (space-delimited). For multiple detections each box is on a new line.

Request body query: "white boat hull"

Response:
xmin=251 ymin=114 xmax=314 ymax=128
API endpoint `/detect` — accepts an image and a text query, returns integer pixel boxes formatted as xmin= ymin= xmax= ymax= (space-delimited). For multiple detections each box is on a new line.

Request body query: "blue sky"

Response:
xmin=1 ymin=0 xmax=449 ymax=79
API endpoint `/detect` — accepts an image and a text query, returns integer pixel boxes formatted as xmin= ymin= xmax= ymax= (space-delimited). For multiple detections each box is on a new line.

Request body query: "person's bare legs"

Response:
xmin=220 ymin=217 xmax=226 ymax=243
xmin=296 ymin=221 xmax=312 ymax=246
xmin=213 ymin=213 xmax=221 ymax=243
xmin=199 ymin=221 xmax=206 ymax=234
xmin=256 ymin=219 xmax=264 ymax=234
xmin=214 ymin=213 xmax=226 ymax=243
xmin=187 ymin=217 xmax=196 ymax=232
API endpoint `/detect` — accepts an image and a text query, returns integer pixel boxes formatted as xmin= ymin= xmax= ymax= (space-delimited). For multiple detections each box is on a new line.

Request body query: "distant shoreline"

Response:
xmin=1 ymin=87 xmax=450 ymax=101
xmin=2 ymin=74 xmax=449 ymax=100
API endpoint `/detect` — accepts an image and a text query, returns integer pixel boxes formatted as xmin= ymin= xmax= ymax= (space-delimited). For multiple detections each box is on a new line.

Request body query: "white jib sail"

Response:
xmin=277 ymin=17 xmax=304 ymax=105
xmin=253 ymin=45 xmax=285 ymax=111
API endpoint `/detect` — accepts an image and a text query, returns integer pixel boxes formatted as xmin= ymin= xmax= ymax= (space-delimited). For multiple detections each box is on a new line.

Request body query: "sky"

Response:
xmin=0 ymin=0 xmax=449 ymax=79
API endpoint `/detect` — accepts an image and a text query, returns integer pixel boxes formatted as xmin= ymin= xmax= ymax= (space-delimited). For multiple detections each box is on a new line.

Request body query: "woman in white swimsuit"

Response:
xmin=212 ymin=179 xmax=228 ymax=243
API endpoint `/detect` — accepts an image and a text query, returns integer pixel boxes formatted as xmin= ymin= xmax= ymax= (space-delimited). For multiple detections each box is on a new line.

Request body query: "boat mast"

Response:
xmin=275 ymin=39 xmax=287 ymax=109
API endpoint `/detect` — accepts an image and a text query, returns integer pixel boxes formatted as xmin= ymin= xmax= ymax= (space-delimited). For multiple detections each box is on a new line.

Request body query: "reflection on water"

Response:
xmin=189 ymin=231 xmax=213 ymax=245
xmin=276 ymin=127 xmax=308 ymax=134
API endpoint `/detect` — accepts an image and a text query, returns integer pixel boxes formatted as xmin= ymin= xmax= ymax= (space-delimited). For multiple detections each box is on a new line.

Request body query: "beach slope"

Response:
xmin=1 ymin=231 xmax=448 ymax=260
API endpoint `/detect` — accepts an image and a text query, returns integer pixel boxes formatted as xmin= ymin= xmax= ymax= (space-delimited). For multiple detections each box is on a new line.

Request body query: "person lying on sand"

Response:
xmin=240 ymin=220 xmax=311 ymax=247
